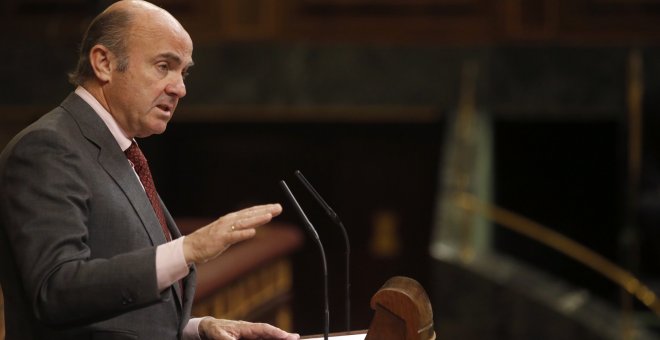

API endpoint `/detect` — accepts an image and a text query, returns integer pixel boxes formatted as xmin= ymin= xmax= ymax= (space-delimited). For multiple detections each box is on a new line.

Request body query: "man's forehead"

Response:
xmin=127 ymin=21 xmax=193 ymax=61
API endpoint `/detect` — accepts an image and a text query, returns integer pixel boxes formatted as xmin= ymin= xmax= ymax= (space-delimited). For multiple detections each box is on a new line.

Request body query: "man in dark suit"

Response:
xmin=0 ymin=1 xmax=299 ymax=339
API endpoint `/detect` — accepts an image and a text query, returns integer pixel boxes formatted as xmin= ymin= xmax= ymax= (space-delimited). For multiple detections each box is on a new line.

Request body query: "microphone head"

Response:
xmin=280 ymin=179 xmax=321 ymax=241
xmin=294 ymin=170 xmax=340 ymax=221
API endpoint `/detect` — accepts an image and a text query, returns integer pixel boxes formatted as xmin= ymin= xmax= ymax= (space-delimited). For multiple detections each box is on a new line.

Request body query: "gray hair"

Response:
xmin=68 ymin=8 xmax=132 ymax=86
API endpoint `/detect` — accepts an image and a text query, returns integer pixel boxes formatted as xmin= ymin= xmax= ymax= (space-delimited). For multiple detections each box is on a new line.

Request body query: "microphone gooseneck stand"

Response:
xmin=294 ymin=170 xmax=351 ymax=332
xmin=280 ymin=180 xmax=329 ymax=340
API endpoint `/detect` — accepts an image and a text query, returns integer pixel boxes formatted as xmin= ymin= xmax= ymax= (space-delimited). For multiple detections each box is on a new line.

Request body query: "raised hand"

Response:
xmin=183 ymin=204 xmax=283 ymax=264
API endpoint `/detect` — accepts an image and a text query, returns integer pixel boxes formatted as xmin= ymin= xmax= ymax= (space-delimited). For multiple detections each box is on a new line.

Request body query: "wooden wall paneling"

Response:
xmin=3 ymin=0 xmax=91 ymax=41
xmin=285 ymin=0 xmax=498 ymax=44
xmin=218 ymin=0 xmax=286 ymax=41
xmin=155 ymin=0 xmax=287 ymax=43
xmin=3 ymin=0 xmax=204 ymax=42
xmin=502 ymin=0 xmax=560 ymax=41
xmin=3 ymin=0 xmax=271 ymax=45
xmin=152 ymin=0 xmax=224 ymax=44
xmin=558 ymin=0 xmax=660 ymax=43
xmin=5 ymin=0 xmax=660 ymax=44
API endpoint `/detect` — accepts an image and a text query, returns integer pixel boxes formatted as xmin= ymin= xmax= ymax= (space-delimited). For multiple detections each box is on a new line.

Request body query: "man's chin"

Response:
xmin=136 ymin=124 xmax=168 ymax=138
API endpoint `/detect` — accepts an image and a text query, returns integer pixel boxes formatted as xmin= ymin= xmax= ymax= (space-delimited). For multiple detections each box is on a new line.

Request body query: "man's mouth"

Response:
xmin=156 ymin=104 xmax=172 ymax=113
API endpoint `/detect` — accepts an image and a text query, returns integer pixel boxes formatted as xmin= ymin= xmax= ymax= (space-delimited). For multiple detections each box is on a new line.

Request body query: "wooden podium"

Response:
xmin=304 ymin=276 xmax=435 ymax=340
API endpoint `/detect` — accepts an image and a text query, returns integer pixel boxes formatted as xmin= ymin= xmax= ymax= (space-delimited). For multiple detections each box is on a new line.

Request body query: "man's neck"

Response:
xmin=75 ymin=85 xmax=133 ymax=151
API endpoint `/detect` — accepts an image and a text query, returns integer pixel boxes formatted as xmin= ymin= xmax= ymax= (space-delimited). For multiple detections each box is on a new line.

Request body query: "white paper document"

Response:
xmin=303 ymin=334 xmax=366 ymax=340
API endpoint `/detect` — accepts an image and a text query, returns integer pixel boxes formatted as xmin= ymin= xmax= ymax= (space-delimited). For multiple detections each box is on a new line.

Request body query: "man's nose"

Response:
xmin=165 ymin=76 xmax=186 ymax=98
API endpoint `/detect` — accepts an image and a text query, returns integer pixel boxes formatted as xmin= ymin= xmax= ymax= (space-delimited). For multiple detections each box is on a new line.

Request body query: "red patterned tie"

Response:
xmin=124 ymin=142 xmax=172 ymax=242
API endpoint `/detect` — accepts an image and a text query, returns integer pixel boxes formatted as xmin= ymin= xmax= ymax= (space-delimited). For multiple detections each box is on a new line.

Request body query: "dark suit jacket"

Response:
xmin=0 ymin=93 xmax=196 ymax=340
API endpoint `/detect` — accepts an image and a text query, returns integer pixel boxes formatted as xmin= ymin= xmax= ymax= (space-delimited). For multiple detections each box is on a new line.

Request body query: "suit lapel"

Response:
xmin=161 ymin=198 xmax=181 ymax=240
xmin=60 ymin=93 xmax=168 ymax=246
xmin=62 ymin=93 xmax=186 ymax=310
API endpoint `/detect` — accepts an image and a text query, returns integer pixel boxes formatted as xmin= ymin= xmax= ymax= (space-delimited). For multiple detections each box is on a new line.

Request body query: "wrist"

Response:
xmin=182 ymin=235 xmax=196 ymax=264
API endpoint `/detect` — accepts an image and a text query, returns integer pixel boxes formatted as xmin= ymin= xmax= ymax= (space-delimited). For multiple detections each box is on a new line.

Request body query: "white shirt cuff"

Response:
xmin=183 ymin=317 xmax=210 ymax=340
xmin=155 ymin=236 xmax=190 ymax=291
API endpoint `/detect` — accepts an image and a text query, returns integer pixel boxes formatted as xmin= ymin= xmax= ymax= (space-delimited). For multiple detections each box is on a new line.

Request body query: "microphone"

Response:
xmin=279 ymin=180 xmax=329 ymax=340
xmin=294 ymin=170 xmax=351 ymax=332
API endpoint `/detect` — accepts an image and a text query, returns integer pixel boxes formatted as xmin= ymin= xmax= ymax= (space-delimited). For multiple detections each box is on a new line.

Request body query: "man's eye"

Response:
xmin=157 ymin=64 xmax=169 ymax=72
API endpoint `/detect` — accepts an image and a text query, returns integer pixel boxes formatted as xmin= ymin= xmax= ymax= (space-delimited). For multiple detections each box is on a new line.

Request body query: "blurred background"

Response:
xmin=3 ymin=0 xmax=660 ymax=339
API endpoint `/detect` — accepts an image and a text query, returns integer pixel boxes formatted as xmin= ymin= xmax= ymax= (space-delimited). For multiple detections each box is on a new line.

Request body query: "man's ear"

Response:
xmin=89 ymin=44 xmax=113 ymax=83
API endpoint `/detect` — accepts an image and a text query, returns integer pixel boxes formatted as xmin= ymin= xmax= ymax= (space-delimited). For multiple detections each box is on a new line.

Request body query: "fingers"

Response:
xmin=230 ymin=211 xmax=275 ymax=232
xmin=230 ymin=204 xmax=282 ymax=223
xmin=183 ymin=203 xmax=283 ymax=264
xmin=245 ymin=322 xmax=300 ymax=340
xmin=200 ymin=318 xmax=300 ymax=340
xmin=221 ymin=227 xmax=256 ymax=248
xmin=222 ymin=203 xmax=281 ymax=235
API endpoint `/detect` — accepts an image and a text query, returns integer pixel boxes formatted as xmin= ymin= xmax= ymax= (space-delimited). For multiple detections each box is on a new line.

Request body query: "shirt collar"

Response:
xmin=75 ymin=86 xmax=133 ymax=152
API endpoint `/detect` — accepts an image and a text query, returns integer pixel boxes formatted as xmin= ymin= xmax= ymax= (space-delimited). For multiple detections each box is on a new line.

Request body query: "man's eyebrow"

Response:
xmin=157 ymin=52 xmax=194 ymax=68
